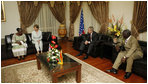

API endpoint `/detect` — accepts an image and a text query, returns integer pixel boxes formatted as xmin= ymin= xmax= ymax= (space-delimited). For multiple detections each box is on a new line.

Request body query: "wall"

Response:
xmin=1 ymin=1 xmax=20 ymax=38
xmin=109 ymin=1 xmax=134 ymax=30
xmin=139 ymin=32 xmax=147 ymax=41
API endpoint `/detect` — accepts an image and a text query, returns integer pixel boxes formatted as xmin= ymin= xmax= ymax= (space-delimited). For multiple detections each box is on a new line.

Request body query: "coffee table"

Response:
xmin=36 ymin=52 xmax=81 ymax=83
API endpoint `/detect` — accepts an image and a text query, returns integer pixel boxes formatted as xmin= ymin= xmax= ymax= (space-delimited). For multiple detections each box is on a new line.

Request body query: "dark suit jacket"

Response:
xmin=86 ymin=31 xmax=98 ymax=44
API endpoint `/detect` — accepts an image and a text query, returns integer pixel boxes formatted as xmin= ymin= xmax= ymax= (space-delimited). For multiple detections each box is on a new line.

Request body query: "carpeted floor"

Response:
xmin=1 ymin=53 xmax=124 ymax=83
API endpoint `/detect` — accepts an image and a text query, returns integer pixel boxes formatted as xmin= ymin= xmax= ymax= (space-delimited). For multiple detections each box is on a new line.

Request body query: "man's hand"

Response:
xmin=85 ymin=41 xmax=88 ymax=45
xmin=121 ymin=57 xmax=127 ymax=63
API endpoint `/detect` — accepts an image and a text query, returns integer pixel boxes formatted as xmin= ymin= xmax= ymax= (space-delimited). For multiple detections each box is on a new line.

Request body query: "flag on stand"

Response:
xmin=58 ymin=50 xmax=63 ymax=65
xmin=49 ymin=44 xmax=51 ymax=51
xmin=79 ymin=9 xmax=85 ymax=36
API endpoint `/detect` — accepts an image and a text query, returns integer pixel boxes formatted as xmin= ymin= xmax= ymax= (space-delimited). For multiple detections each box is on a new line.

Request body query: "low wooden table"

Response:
xmin=36 ymin=52 xmax=81 ymax=83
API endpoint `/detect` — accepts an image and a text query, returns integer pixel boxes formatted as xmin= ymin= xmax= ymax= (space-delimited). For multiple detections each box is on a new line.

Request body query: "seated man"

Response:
xmin=76 ymin=26 xmax=98 ymax=60
xmin=106 ymin=29 xmax=143 ymax=79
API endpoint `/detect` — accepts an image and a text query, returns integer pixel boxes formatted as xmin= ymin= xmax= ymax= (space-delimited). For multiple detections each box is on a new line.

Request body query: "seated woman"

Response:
xmin=12 ymin=28 xmax=27 ymax=60
xmin=32 ymin=24 xmax=43 ymax=54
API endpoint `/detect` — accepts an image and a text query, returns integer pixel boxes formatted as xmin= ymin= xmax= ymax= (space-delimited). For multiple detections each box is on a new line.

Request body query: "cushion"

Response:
xmin=25 ymin=34 xmax=32 ymax=43
xmin=42 ymin=32 xmax=51 ymax=42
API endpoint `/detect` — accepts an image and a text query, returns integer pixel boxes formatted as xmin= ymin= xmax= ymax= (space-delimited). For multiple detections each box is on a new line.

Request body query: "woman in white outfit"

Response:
xmin=32 ymin=24 xmax=43 ymax=54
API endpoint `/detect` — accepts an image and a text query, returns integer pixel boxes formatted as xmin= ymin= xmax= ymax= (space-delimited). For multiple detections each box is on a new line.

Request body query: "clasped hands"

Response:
xmin=121 ymin=56 xmax=127 ymax=63
xmin=115 ymin=45 xmax=127 ymax=63
xmin=16 ymin=41 xmax=22 ymax=45
xmin=85 ymin=40 xmax=90 ymax=45
xmin=37 ymin=40 xmax=40 ymax=44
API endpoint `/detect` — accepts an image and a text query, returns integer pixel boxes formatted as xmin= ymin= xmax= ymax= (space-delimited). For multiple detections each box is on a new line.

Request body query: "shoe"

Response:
xmin=76 ymin=53 xmax=82 ymax=56
xmin=106 ymin=68 xmax=118 ymax=74
xmin=18 ymin=58 xmax=21 ymax=61
xmin=22 ymin=56 xmax=25 ymax=60
xmin=83 ymin=56 xmax=88 ymax=60
xmin=124 ymin=72 xmax=132 ymax=79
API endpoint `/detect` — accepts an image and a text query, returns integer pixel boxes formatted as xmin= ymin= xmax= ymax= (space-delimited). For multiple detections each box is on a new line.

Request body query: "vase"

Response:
xmin=58 ymin=24 xmax=67 ymax=37
xmin=113 ymin=38 xmax=118 ymax=43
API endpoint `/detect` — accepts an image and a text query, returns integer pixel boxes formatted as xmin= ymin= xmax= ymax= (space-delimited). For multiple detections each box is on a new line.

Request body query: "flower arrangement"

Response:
xmin=107 ymin=15 xmax=124 ymax=38
xmin=46 ymin=35 xmax=63 ymax=65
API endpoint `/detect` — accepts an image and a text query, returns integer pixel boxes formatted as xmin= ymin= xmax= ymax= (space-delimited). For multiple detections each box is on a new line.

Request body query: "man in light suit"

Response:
xmin=106 ymin=29 xmax=143 ymax=79
xmin=76 ymin=26 xmax=98 ymax=60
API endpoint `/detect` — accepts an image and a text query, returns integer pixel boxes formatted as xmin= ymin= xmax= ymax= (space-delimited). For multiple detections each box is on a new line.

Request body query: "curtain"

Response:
xmin=48 ymin=1 xmax=65 ymax=24
xmin=69 ymin=1 xmax=82 ymax=40
xmin=17 ymin=1 xmax=42 ymax=33
xmin=131 ymin=1 xmax=147 ymax=38
xmin=27 ymin=4 xmax=60 ymax=37
xmin=88 ymin=1 xmax=109 ymax=34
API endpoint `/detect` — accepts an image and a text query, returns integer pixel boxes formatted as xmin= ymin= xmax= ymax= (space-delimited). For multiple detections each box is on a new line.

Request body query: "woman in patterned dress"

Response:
xmin=12 ymin=28 xmax=27 ymax=60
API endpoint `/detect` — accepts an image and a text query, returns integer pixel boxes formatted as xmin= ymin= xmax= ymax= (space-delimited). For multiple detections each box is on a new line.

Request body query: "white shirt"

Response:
xmin=88 ymin=33 xmax=93 ymax=44
xmin=125 ymin=35 xmax=131 ymax=44
xmin=90 ymin=33 xmax=93 ymax=42
xmin=32 ymin=30 xmax=42 ymax=41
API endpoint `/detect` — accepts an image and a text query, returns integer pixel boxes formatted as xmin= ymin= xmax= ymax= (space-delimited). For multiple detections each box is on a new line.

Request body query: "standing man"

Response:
xmin=106 ymin=29 xmax=143 ymax=79
xmin=76 ymin=26 xmax=98 ymax=60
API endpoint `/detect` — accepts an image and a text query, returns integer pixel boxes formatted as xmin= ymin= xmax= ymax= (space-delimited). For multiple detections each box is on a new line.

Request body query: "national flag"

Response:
xmin=58 ymin=50 xmax=63 ymax=64
xmin=79 ymin=8 xmax=85 ymax=36
xmin=49 ymin=44 xmax=51 ymax=51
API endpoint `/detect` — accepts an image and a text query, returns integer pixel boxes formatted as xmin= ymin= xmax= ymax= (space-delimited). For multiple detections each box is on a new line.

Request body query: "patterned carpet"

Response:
xmin=1 ymin=53 xmax=124 ymax=83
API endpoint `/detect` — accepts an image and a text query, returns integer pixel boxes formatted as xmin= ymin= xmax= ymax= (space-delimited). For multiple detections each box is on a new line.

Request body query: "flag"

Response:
xmin=58 ymin=50 xmax=63 ymax=65
xmin=49 ymin=44 xmax=51 ymax=51
xmin=79 ymin=9 xmax=85 ymax=36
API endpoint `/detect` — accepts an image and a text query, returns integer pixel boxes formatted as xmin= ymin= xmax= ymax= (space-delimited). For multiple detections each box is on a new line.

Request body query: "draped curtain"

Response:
xmin=88 ymin=1 xmax=109 ymax=34
xmin=17 ymin=1 xmax=42 ymax=33
xmin=131 ymin=1 xmax=147 ymax=38
xmin=27 ymin=4 xmax=60 ymax=36
xmin=48 ymin=1 xmax=65 ymax=24
xmin=69 ymin=1 xmax=82 ymax=40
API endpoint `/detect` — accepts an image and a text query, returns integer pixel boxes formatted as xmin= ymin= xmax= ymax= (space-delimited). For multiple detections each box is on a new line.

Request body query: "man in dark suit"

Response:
xmin=106 ymin=29 xmax=143 ymax=79
xmin=76 ymin=26 xmax=98 ymax=60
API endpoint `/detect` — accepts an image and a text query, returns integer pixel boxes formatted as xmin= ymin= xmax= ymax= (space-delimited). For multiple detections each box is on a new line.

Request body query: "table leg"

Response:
xmin=36 ymin=58 xmax=41 ymax=70
xmin=52 ymin=74 xmax=58 ymax=83
xmin=76 ymin=66 xmax=81 ymax=83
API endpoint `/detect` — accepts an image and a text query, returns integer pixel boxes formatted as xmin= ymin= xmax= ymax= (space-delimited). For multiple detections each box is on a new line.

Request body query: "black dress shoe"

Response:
xmin=18 ymin=58 xmax=21 ymax=61
xmin=22 ymin=57 xmax=25 ymax=60
xmin=124 ymin=72 xmax=132 ymax=79
xmin=106 ymin=68 xmax=118 ymax=74
xmin=76 ymin=53 xmax=82 ymax=56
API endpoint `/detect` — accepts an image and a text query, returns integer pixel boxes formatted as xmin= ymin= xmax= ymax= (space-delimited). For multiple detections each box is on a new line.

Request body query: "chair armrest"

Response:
xmin=6 ymin=44 xmax=12 ymax=51
xmin=94 ymin=40 xmax=105 ymax=46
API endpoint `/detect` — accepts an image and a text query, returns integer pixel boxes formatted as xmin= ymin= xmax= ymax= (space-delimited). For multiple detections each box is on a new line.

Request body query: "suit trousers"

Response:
xmin=79 ymin=41 xmax=94 ymax=54
xmin=34 ymin=40 xmax=43 ymax=52
xmin=112 ymin=50 xmax=143 ymax=72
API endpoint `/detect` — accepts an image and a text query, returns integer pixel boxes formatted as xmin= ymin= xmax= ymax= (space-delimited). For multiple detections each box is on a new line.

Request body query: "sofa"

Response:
xmin=3 ymin=32 xmax=57 ymax=60
xmin=73 ymin=34 xmax=147 ymax=79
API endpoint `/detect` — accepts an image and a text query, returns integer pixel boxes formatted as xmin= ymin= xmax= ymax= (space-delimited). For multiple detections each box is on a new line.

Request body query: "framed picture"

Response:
xmin=1 ymin=1 xmax=6 ymax=22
